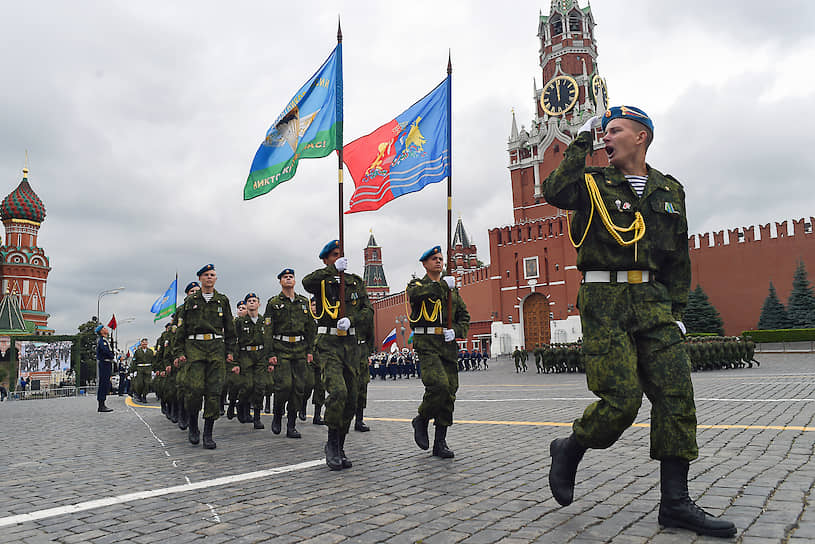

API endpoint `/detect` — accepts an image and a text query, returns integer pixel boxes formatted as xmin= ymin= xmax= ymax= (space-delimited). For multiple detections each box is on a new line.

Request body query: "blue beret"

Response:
xmin=244 ymin=292 xmax=259 ymax=302
xmin=319 ymin=240 xmax=340 ymax=259
xmin=602 ymin=106 xmax=654 ymax=134
xmin=419 ymin=245 xmax=443 ymax=262
xmin=236 ymin=300 xmax=246 ymax=308
xmin=94 ymin=324 xmax=104 ymax=334
xmin=196 ymin=264 xmax=215 ymax=277
xmin=184 ymin=281 xmax=200 ymax=294
xmin=277 ymin=268 xmax=295 ymax=279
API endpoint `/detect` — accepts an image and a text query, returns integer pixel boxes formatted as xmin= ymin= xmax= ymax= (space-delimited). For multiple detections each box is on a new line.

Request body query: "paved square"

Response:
xmin=1 ymin=353 xmax=813 ymax=543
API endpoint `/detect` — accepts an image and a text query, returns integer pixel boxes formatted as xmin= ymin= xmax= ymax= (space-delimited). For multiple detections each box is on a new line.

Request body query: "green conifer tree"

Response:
xmin=757 ymin=281 xmax=790 ymax=329
xmin=684 ymin=284 xmax=725 ymax=335
xmin=787 ymin=260 xmax=815 ymax=328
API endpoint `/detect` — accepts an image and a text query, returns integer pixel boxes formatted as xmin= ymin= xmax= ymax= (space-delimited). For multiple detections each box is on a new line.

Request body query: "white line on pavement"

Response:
xmin=0 ymin=459 xmax=324 ymax=528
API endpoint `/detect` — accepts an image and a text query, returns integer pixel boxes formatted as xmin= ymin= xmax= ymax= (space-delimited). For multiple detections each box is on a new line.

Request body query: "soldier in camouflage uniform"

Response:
xmin=173 ymin=264 xmax=236 ymax=450
xmin=130 ymin=339 xmax=154 ymax=403
xmin=173 ymin=281 xmax=199 ymax=431
xmin=224 ymin=300 xmax=247 ymax=418
xmin=512 ymin=347 xmax=522 ymax=373
xmin=265 ymin=269 xmax=316 ymax=439
xmin=303 ymin=298 xmax=327 ymax=425
xmin=232 ymin=293 xmax=267 ymax=429
xmin=354 ymin=306 xmax=375 ymax=432
xmin=409 ymin=246 xmax=470 ymax=459
xmin=544 ymin=106 xmax=735 ymax=537
xmin=303 ymin=241 xmax=373 ymax=470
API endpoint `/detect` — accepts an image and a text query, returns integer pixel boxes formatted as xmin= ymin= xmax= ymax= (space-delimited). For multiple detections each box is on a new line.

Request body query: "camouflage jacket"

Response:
xmin=131 ymin=347 xmax=154 ymax=373
xmin=542 ymin=131 xmax=691 ymax=319
xmin=406 ymin=274 xmax=470 ymax=340
xmin=302 ymin=265 xmax=374 ymax=336
xmin=172 ymin=289 xmax=237 ymax=358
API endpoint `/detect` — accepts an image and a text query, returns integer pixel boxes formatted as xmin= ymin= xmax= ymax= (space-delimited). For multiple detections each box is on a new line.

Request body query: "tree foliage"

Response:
xmin=684 ymin=284 xmax=724 ymax=335
xmin=787 ymin=260 xmax=815 ymax=329
xmin=757 ymin=281 xmax=790 ymax=330
xmin=77 ymin=317 xmax=99 ymax=385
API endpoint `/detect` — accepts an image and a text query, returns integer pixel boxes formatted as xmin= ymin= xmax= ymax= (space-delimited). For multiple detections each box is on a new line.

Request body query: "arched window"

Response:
xmin=551 ymin=15 xmax=563 ymax=36
xmin=569 ymin=12 xmax=581 ymax=32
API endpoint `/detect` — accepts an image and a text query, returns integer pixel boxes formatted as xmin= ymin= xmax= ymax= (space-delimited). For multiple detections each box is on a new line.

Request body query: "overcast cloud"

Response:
xmin=1 ymin=1 xmax=813 ymax=346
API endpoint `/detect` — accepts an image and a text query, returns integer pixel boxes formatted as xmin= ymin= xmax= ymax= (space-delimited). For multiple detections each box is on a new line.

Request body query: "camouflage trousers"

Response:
xmin=272 ymin=345 xmax=307 ymax=417
xmin=183 ymin=340 xmax=226 ymax=420
xmin=163 ymin=371 xmax=177 ymax=403
xmin=303 ymin=359 xmax=325 ymax=408
xmin=228 ymin=351 xmax=266 ymax=408
xmin=315 ymin=334 xmax=358 ymax=432
xmin=573 ymin=282 xmax=698 ymax=461
xmin=132 ymin=370 xmax=152 ymax=398
xmin=415 ymin=336 xmax=458 ymax=427
xmin=357 ymin=342 xmax=371 ymax=411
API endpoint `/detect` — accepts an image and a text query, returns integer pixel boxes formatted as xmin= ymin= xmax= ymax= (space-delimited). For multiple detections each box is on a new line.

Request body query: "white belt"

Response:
xmin=188 ymin=333 xmax=223 ymax=340
xmin=274 ymin=334 xmax=304 ymax=342
xmin=136 ymin=364 xmax=151 ymax=367
xmin=413 ymin=326 xmax=444 ymax=335
xmin=241 ymin=345 xmax=264 ymax=351
xmin=317 ymin=326 xmax=355 ymax=336
xmin=583 ymin=270 xmax=651 ymax=284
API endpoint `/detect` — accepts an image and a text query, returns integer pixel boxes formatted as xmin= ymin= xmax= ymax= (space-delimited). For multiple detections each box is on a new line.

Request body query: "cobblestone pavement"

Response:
xmin=1 ymin=353 xmax=814 ymax=543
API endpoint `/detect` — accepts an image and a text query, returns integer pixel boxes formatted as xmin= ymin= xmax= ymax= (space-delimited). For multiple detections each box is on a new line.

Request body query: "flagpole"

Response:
xmin=337 ymin=17 xmax=346 ymax=317
xmin=446 ymin=51 xmax=453 ymax=330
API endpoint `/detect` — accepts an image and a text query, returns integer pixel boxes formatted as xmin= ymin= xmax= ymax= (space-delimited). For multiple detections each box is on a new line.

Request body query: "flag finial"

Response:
xmin=447 ymin=50 xmax=452 ymax=75
xmin=337 ymin=16 xmax=342 ymax=43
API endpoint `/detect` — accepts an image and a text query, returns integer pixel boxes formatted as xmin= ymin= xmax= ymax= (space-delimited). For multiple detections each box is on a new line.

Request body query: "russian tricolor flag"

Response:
xmin=382 ymin=328 xmax=398 ymax=351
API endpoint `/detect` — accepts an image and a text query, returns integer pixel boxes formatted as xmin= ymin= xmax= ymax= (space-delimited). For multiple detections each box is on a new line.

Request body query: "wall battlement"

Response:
xmin=689 ymin=217 xmax=815 ymax=251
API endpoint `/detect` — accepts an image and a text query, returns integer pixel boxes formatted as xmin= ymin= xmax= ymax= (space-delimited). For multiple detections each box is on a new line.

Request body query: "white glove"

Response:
xmin=676 ymin=321 xmax=686 ymax=335
xmin=335 ymin=257 xmax=348 ymax=272
xmin=443 ymin=329 xmax=455 ymax=342
xmin=442 ymin=276 xmax=455 ymax=289
xmin=578 ymin=115 xmax=601 ymax=134
xmin=337 ymin=317 xmax=351 ymax=331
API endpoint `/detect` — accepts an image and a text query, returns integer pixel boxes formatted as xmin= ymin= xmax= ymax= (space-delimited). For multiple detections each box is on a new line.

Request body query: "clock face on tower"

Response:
xmin=540 ymin=75 xmax=578 ymax=116
xmin=591 ymin=75 xmax=608 ymax=112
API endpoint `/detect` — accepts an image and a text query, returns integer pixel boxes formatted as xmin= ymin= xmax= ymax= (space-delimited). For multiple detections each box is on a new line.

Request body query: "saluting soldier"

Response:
xmin=409 ymin=246 xmax=470 ymax=459
xmin=173 ymin=264 xmax=237 ymax=450
xmin=303 ymin=241 xmax=373 ymax=470
xmin=232 ymin=293 xmax=267 ymax=429
xmin=130 ymin=339 xmax=154 ymax=403
xmin=265 ymin=269 xmax=316 ymax=439
xmin=543 ymin=107 xmax=735 ymax=537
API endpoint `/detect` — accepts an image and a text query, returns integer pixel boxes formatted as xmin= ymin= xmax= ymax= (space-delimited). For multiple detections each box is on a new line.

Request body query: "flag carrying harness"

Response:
xmin=406 ymin=296 xmax=442 ymax=324
xmin=310 ymin=280 xmax=341 ymax=320
xmin=567 ymin=173 xmax=646 ymax=260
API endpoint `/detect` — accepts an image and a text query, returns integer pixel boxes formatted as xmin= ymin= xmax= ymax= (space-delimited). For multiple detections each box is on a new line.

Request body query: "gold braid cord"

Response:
xmin=310 ymin=280 xmax=340 ymax=320
xmin=567 ymin=173 xmax=646 ymax=260
xmin=405 ymin=296 xmax=442 ymax=324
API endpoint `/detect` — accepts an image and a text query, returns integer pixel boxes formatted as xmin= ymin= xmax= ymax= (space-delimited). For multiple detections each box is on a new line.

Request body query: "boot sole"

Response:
xmin=659 ymin=518 xmax=737 ymax=538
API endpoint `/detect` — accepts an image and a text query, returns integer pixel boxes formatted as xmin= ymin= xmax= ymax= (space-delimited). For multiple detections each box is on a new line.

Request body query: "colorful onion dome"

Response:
xmin=1 ymin=168 xmax=46 ymax=223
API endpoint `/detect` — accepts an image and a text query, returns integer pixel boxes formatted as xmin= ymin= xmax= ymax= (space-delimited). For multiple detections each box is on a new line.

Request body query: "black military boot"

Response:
xmin=242 ymin=403 xmax=253 ymax=424
xmin=188 ymin=411 xmax=200 ymax=445
xmin=253 ymin=408 xmax=264 ymax=429
xmin=178 ymin=404 xmax=188 ymax=430
xmin=170 ymin=401 xmax=179 ymax=424
xmin=286 ymin=412 xmax=301 ymax=438
xmin=548 ymin=433 xmax=587 ymax=506
xmin=298 ymin=397 xmax=307 ymax=421
xmin=338 ymin=432 xmax=352 ymax=468
xmin=97 ymin=400 xmax=113 ymax=413
xmin=432 ymin=425 xmax=454 ymax=458
xmin=264 ymin=394 xmax=271 ymax=414
xmin=235 ymin=402 xmax=246 ymax=423
xmin=412 ymin=415 xmax=429 ymax=450
xmin=202 ymin=418 xmax=216 ymax=450
xmin=271 ymin=410 xmax=283 ymax=434
xmin=354 ymin=408 xmax=370 ymax=432
xmin=227 ymin=398 xmax=237 ymax=420
xmin=160 ymin=400 xmax=167 ymax=415
xmin=312 ymin=405 xmax=326 ymax=425
xmin=325 ymin=429 xmax=342 ymax=471
xmin=219 ymin=391 xmax=226 ymax=416
xmin=658 ymin=458 xmax=737 ymax=538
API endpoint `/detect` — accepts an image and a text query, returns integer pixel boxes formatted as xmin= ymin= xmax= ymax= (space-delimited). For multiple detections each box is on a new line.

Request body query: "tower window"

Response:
xmin=551 ymin=15 xmax=562 ymax=36
xmin=569 ymin=14 xmax=581 ymax=32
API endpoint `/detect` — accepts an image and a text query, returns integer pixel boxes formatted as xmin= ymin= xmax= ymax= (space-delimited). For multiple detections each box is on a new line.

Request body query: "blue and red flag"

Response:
xmin=381 ymin=328 xmax=398 ymax=351
xmin=344 ymin=78 xmax=450 ymax=213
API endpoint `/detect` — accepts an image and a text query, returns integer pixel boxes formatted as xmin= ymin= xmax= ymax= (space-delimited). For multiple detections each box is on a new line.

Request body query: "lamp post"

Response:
xmin=97 ymin=287 xmax=125 ymax=324
xmin=115 ymin=317 xmax=136 ymax=353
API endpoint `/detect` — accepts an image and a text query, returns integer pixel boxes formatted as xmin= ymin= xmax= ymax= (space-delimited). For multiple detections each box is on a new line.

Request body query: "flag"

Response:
xmin=128 ymin=341 xmax=139 ymax=355
xmin=150 ymin=278 xmax=177 ymax=322
xmin=244 ymin=45 xmax=343 ymax=200
xmin=408 ymin=331 xmax=414 ymax=344
xmin=382 ymin=328 xmax=397 ymax=351
xmin=107 ymin=314 xmax=117 ymax=330
xmin=344 ymin=78 xmax=450 ymax=213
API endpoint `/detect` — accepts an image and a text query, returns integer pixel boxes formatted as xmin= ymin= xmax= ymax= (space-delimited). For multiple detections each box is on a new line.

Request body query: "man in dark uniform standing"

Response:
xmin=303 ymin=240 xmax=373 ymax=470
xmin=95 ymin=324 xmax=115 ymax=413
xmin=409 ymin=246 xmax=470 ymax=459
xmin=544 ymin=106 xmax=735 ymax=537
xmin=173 ymin=264 xmax=236 ymax=449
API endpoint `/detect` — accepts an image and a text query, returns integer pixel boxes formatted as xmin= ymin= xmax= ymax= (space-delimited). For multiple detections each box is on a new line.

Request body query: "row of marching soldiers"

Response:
xmin=146 ymin=261 xmax=375 ymax=453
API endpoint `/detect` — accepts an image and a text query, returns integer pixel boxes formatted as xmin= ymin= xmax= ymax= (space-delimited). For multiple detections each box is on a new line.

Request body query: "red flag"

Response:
xmin=107 ymin=314 xmax=117 ymax=330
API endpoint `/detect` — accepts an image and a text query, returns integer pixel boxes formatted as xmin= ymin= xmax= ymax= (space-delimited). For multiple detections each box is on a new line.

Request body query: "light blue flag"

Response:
xmin=150 ymin=278 xmax=177 ymax=322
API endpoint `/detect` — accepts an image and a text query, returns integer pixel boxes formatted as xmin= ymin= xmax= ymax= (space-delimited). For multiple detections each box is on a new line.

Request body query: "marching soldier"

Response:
xmin=354 ymin=299 xmax=375 ymax=432
xmin=231 ymin=293 xmax=267 ymax=429
xmin=303 ymin=298 xmax=327 ymax=425
xmin=265 ymin=269 xmax=316 ymax=439
xmin=303 ymin=240 xmax=373 ymax=470
xmin=173 ymin=281 xmax=200 ymax=431
xmin=173 ymin=264 xmax=236 ymax=450
xmin=130 ymin=339 xmax=154 ymax=403
xmin=512 ymin=347 xmax=522 ymax=373
xmin=543 ymin=106 xmax=735 ymax=537
xmin=409 ymin=246 xmax=470 ymax=459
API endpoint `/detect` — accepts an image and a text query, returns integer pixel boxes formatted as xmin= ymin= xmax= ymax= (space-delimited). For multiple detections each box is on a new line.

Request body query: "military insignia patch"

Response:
xmin=265 ymin=318 xmax=271 ymax=325
xmin=665 ymin=202 xmax=678 ymax=214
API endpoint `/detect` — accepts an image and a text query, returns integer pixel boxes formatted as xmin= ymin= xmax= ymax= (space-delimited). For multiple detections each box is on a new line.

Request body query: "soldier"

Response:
xmin=173 ymin=264 xmax=236 ymax=449
xmin=173 ymin=281 xmax=199 ymax=431
xmin=265 ymin=268 xmax=316 ymax=439
xmin=409 ymin=246 xmax=470 ymax=459
xmin=224 ymin=300 xmax=247 ymax=418
xmin=543 ymin=107 xmax=735 ymax=537
xmin=229 ymin=293 xmax=266 ymax=429
xmin=512 ymin=346 xmax=522 ymax=373
xmin=533 ymin=344 xmax=543 ymax=374
xmin=130 ymin=339 xmax=154 ymax=403
xmin=303 ymin=298 xmax=327 ymax=425
xmin=95 ymin=324 xmax=114 ymax=412
xmin=303 ymin=240 xmax=373 ymax=470
xmin=354 ymin=296 xmax=375 ymax=432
